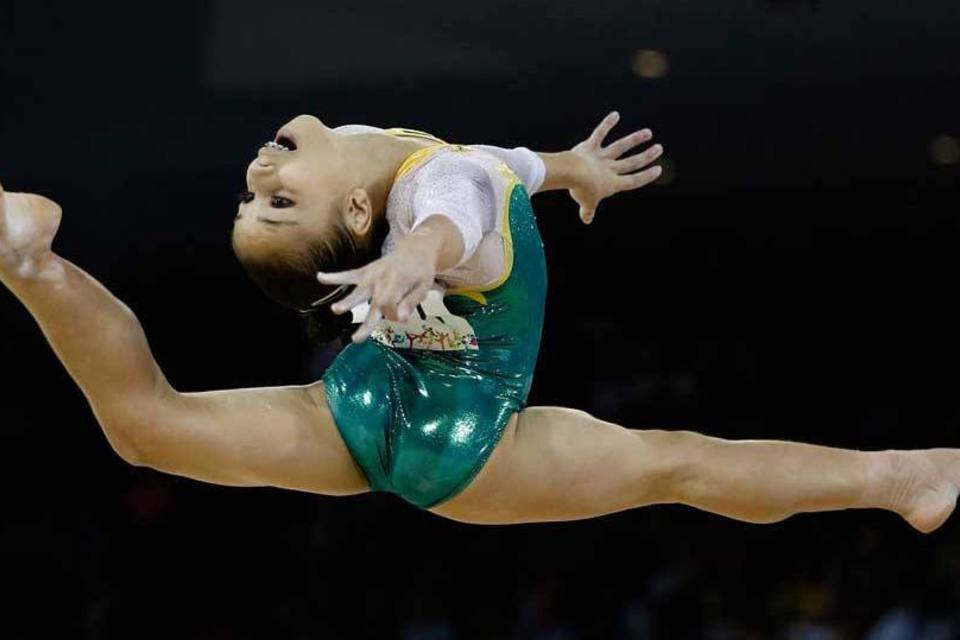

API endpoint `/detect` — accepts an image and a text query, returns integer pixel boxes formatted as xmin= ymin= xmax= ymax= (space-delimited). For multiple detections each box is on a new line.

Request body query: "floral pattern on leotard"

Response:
xmin=371 ymin=314 xmax=479 ymax=352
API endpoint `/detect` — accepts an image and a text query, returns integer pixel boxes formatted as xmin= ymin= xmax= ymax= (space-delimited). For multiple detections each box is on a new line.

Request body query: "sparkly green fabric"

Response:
xmin=322 ymin=183 xmax=546 ymax=509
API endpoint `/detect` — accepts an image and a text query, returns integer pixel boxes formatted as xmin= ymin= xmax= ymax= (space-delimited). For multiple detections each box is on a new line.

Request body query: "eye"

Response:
xmin=237 ymin=190 xmax=254 ymax=204
xmin=270 ymin=196 xmax=295 ymax=209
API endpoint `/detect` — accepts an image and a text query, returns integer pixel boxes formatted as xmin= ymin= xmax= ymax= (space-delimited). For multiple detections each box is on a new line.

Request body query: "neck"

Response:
xmin=340 ymin=133 xmax=428 ymax=221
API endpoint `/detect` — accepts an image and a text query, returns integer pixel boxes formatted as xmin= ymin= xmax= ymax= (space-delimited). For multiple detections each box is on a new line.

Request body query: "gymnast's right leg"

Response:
xmin=432 ymin=406 xmax=960 ymax=533
xmin=0 ymin=184 xmax=368 ymax=495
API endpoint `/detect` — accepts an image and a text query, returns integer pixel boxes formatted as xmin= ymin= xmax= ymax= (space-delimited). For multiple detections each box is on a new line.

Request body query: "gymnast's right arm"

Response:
xmin=0 ymin=183 xmax=366 ymax=495
xmin=475 ymin=110 xmax=665 ymax=224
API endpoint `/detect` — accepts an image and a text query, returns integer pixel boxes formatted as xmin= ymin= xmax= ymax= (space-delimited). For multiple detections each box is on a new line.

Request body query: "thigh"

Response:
xmin=430 ymin=406 xmax=685 ymax=524
xmin=131 ymin=381 xmax=369 ymax=495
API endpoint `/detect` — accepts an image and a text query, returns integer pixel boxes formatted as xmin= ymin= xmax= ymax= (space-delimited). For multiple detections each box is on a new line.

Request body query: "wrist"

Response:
xmin=405 ymin=215 xmax=465 ymax=272
xmin=539 ymin=150 xmax=589 ymax=192
xmin=397 ymin=230 xmax=445 ymax=272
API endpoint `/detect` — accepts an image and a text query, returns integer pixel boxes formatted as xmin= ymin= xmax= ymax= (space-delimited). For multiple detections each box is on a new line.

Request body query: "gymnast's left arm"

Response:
xmin=318 ymin=215 xmax=463 ymax=342
xmin=472 ymin=111 xmax=664 ymax=224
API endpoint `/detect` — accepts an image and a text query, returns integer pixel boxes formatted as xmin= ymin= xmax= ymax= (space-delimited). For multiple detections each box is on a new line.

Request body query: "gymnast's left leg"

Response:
xmin=431 ymin=407 xmax=960 ymax=533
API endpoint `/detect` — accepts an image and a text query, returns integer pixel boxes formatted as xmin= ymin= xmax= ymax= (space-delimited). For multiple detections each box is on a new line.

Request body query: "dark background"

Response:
xmin=1 ymin=1 xmax=959 ymax=638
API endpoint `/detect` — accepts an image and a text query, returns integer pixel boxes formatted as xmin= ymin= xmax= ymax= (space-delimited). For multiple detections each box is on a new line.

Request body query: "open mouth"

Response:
xmin=274 ymin=130 xmax=298 ymax=151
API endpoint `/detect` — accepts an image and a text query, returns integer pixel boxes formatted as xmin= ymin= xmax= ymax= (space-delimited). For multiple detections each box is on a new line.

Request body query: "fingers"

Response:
xmin=321 ymin=254 xmax=438 ymax=341
xmin=618 ymin=165 xmax=663 ymax=191
xmin=612 ymin=143 xmax=663 ymax=174
xmin=319 ymin=268 xmax=371 ymax=315
xmin=374 ymin=279 xmax=414 ymax=322
xmin=602 ymin=128 xmax=653 ymax=160
xmin=317 ymin=269 xmax=364 ymax=286
xmin=351 ymin=306 xmax=383 ymax=343
xmin=587 ymin=111 xmax=620 ymax=149
xmin=330 ymin=285 xmax=371 ymax=314
xmin=396 ymin=282 xmax=431 ymax=322
xmin=344 ymin=279 xmax=430 ymax=341
xmin=335 ymin=272 xmax=408 ymax=340
xmin=579 ymin=206 xmax=597 ymax=225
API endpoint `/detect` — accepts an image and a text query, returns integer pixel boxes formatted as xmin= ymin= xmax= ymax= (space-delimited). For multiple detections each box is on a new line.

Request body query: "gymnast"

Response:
xmin=2 ymin=111 xmax=958 ymax=533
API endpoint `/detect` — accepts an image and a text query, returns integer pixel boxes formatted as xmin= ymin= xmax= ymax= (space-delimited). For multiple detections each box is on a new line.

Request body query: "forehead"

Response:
xmin=232 ymin=215 xmax=306 ymax=265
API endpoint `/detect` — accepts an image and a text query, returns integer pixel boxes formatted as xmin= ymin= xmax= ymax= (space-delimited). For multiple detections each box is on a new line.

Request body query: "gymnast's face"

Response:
xmin=231 ymin=114 xmax=352 ymax=263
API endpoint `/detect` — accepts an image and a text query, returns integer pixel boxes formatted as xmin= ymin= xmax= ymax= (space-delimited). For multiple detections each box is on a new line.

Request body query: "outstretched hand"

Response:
xmin=317 ymin=245 xmax=438 ymax=344
xmin=568 ymin=111 xmax=664 ymax=224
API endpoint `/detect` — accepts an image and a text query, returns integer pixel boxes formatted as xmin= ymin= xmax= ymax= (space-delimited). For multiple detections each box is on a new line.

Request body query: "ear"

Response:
xmin=342 ymin=188 xmax=373 ymax=236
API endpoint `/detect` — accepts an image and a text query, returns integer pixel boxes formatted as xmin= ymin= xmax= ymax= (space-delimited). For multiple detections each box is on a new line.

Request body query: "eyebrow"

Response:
xmin=256 ymin=216 xmax=300 ymax=226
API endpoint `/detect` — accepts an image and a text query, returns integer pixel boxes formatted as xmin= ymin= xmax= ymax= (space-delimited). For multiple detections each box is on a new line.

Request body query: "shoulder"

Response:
xmin=413 ymin=148 xmax=494 ymax=190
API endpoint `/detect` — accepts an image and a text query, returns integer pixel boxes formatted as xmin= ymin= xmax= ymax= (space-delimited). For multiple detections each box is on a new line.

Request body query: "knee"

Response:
xmin=93 ymin=396 xmax=166 ymax=468
xmin=103 ymin=430 xmax=149 ymax=467
xmin=628 ymin=429 xmax=704 ymax=502
xmin=97 ymin=413 xmax=150 ymax=467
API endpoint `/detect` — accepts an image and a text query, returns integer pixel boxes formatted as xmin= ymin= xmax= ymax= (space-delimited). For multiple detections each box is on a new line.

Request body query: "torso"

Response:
xmin=334 ymin=124 xmax=520 ymax=295
xmin=320 ymin=154 xmax=548 ymax=508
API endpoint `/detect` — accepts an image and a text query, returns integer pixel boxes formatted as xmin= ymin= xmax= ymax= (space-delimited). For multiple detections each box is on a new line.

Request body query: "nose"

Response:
xmin=256 ymin=146 xmax=283 ymax=168
xmin=252 ymin=159 xmax=275 ymax=174
xmin=247 ymin=157 xmax=278 ymax=190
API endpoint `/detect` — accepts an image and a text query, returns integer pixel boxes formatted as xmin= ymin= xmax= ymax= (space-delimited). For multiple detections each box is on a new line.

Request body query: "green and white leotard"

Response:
xmin=322 ymin=127 xmax=547 ymax=509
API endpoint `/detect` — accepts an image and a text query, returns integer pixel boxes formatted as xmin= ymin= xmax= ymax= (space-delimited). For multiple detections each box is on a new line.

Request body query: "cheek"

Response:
xmin=283 ymin=156 xmax=340 ymax=197
xmin=282 ymin=160 xmax=313 ymax=188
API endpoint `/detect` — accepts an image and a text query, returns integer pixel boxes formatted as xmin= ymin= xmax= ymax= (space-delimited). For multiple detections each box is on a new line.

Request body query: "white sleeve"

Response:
xmin=410 ymin=154 xmax=496 ymax=269
xmin=332 ymin=123 xmax=384 ymax=135
xmin=467 ymin=144 xmax=547 ymax=194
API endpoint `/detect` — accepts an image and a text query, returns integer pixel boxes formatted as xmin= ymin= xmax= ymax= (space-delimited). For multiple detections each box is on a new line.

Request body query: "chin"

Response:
xmin=286 ymin=114 xmax=326 ymax=133
xmin=277 ymin=114 xmax=329 ymax=152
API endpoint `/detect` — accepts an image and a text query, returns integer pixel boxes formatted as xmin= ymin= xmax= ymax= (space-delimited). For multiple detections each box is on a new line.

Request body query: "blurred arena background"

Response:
xmin=1 ymin=1 xmax=958 ymax=637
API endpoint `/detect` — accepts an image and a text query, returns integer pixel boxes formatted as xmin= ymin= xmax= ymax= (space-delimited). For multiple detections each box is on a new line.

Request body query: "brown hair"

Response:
xmin=232 ymin=217 xmax=368 ymax=343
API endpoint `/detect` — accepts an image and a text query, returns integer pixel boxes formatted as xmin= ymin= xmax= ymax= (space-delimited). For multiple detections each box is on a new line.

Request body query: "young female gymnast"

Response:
xmin=2 ymin=111 xmax=959 ymax=533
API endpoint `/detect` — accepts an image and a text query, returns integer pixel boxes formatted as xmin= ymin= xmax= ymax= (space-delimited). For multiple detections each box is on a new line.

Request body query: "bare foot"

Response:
xmin=884 ymin=449 xmax=960 ymax=533
xmin=0 ymin=180 xmax=63 ymax=280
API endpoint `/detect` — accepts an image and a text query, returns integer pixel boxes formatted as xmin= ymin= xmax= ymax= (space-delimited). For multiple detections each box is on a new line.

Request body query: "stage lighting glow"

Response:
xmin=928 ymin=135 xmax=959 ymax=166
xmin=631 ymin=49 xmax=670 ymax=79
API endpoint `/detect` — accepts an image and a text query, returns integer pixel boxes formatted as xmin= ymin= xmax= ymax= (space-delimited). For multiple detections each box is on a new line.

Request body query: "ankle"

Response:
xmin=0 ymin=250 xmax=63 ymax=286
xmin=861 ymin=450 xmax=898 ymax=510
